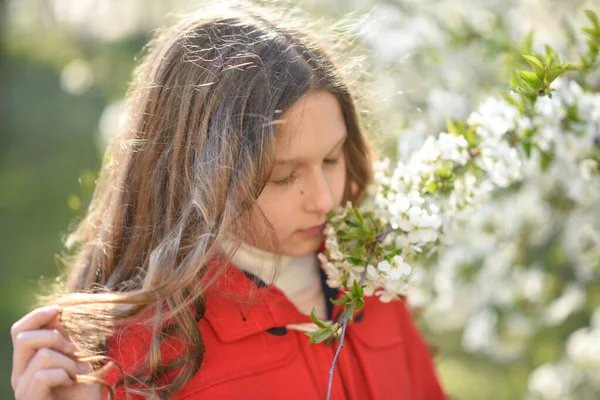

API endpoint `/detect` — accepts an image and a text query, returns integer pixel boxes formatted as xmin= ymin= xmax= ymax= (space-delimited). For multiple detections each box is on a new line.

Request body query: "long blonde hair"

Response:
xmin=50 ymin=2 xmax=373 ymax=398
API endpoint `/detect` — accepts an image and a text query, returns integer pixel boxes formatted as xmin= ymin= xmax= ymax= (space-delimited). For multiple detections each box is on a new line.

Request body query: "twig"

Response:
xmin=325 ymin=227 xmax=393 ymax=400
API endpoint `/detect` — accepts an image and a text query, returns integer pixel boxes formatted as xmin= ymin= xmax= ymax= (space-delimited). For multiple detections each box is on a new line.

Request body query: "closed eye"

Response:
xmin=271 ymin=171 xmax=298 ymax=185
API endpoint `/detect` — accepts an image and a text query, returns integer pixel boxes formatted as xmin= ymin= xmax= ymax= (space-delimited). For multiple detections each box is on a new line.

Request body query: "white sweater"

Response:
xmin=224 ymin=240 xmax=329 ymax=323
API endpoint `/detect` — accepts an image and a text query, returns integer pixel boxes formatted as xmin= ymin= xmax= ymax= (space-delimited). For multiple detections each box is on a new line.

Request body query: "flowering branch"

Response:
xmin=305 ymin=9 xmax=600 ymax=400
xmin=322 ymin=227 xmax=392 ymax=400
xmin=325 ymin=253 xmax=370 ymax=400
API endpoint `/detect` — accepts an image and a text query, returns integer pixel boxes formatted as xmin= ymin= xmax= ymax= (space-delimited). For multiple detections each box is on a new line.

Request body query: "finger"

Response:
xmin=19 ymin=368 xmax=74 ymax=400
xmin=12 ymin=329 xmax=77 ymax=387
xmin=11 ymin=305 xmax=60 ymax=342
xmin=17 ymin=348 xmax=78 ymax=397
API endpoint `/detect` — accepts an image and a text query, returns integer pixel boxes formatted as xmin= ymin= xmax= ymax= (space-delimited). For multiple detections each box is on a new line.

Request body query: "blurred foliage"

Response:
xmin=0 ymin=7 xmax=147 ymax=397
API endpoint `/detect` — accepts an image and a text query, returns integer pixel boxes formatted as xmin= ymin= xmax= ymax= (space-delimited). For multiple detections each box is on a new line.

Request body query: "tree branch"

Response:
xmin=325 ymin=227 xmax=393 ymax=400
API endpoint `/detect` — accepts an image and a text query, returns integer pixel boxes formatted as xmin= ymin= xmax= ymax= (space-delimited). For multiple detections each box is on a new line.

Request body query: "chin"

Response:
xmin=282 ymin=234 xmax=324 ymax=257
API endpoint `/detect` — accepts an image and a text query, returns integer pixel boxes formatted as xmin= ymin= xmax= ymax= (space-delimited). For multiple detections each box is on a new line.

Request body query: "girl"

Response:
xmin=10 ymin=2 xmax=446 ymax=399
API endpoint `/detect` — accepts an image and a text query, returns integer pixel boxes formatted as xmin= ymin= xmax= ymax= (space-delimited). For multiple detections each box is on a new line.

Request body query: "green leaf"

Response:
xmin=330 ymin=294 xmax=350 ymax=306
xmin=345 ymin=219 xmax=361 ymax=228
xmin=352 ymin=279 xmax=364 ymax=298
xmin=464 ymin=127 xmax=479 ymax=147
xmin=345 ymin=227 xmax=365 ymax=240
xmin=540 ymin=151 xmax=554 ymax=172
xmin=583 ymin=27 xmax=599 ymax=37
xmin=425 ymin=181 xmax=438 ymax=194
xmin=587 ymin=38 xmax=599 ymax=59
xmin=353 ymin=207 xmax=365 ymax=226
xmin=349 ymin=246 xmax=365 ymax=261
xmin=516 ymin=70 xmax=543 ymax=91
xmin=522 ymin=140 xmax=532 ymax=158
xmin=522 ymin=54 xmax=545 ymax=77
xmin=446 ymin=120 xmax=459 ymax=135
xmin=310 ymin=307 xmax=331 ymax=329
xmin=585 ymin=10 xmax=600 ymax=30
xmin=347 ymin=256 xmax=365 ymax=266
xmin=546 ymin=63 xmax=571 ymax=84
xmin=509 ymin=73 xmax=522 ymax=89
xmin=387 ymin=248 xmax=403 ymax=258
xmin=437 ymin=165 xmax=453 ymax=179
xmin=306 ymin=328 xmax=333 ymax=344
xmin=355 ymin=297 xmax=365 ymax=312
xmin=545 ymin=45 xmax=558 ymax=66
xmin=524 ymin=128 xmax=536 ymax=138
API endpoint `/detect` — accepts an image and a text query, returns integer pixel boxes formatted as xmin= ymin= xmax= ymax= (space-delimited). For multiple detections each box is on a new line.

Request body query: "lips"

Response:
xmin=297 ymin=223 xmax=326 ymax=236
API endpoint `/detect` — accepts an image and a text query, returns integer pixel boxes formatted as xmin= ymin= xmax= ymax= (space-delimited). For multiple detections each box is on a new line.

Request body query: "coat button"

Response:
xmin=265 ymin=326 xmax=288 ymax=336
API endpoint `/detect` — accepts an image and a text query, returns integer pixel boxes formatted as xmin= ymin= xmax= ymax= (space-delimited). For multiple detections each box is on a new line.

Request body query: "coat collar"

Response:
xmin=202 ymin=250 xmax=342 ymax=343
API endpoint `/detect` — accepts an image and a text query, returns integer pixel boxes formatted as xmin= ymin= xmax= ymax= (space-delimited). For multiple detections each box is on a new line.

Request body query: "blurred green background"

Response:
xmin=1 ymin=0 xmax=147 ymax=395
xmin=2 ymin=0 xmax=598 ymax=399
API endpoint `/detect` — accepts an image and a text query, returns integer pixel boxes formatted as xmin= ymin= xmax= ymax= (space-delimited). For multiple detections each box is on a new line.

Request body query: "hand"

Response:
xmin=11 ymin=305 xmax=103 ymax=400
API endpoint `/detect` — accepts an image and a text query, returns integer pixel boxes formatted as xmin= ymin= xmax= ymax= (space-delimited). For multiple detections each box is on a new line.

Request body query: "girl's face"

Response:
xmin=247 ymin=90 xmax=347 ymax=256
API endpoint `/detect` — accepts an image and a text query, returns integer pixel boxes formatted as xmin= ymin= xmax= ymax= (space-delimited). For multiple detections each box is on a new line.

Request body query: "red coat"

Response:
xmin=105 ymin=256 xmax=446 ymax=399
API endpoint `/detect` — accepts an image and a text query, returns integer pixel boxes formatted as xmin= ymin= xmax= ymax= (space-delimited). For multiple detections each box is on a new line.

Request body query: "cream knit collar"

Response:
xmin=224 ymin=240 xmax=320 ymax=298
xmin=219 ymin=239 xmax=330 ymax=326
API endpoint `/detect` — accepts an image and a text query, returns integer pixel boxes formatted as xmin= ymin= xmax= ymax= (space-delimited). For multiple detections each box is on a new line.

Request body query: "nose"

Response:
xmin=303 ymin=168 xmax=335 ymax=215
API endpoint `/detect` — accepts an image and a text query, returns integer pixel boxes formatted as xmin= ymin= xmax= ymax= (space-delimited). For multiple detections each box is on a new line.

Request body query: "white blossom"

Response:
xmin=318 ymin=70 xmax=600 ymax=397
xmin=528 ymin=363 xmax=573 ymax=400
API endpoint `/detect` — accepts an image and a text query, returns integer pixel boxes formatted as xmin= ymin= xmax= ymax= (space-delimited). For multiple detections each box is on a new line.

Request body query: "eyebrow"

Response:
xmin=275 ymin=133 xmax=348 ymax=166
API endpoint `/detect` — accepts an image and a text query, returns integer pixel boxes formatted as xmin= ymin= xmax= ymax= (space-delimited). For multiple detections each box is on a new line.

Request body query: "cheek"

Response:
xmin=246 ymin=190 xmax=294 ymax=247
xmin=330 ymin=158 xmax=347 ymax=206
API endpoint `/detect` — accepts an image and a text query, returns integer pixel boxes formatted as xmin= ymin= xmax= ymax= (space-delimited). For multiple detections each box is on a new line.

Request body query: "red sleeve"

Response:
xmin=397 ymin=299 xmax=447 ymax=400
